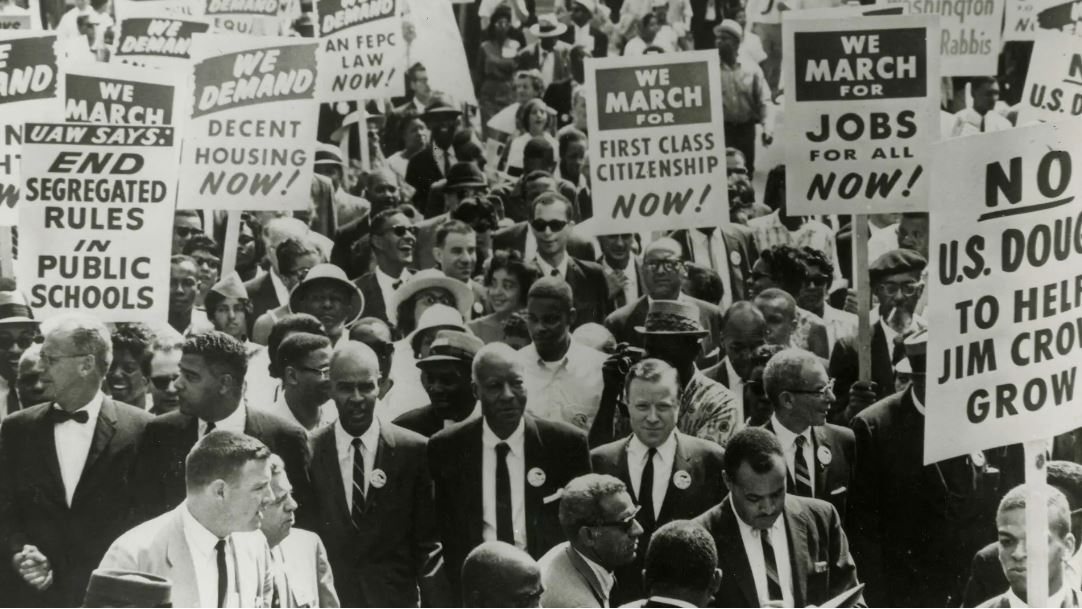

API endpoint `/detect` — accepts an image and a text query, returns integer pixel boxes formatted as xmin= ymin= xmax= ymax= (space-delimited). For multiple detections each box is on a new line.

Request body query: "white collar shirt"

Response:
xmin=771 ymin=413 xmax=815 ymax=493
xmin=270 ymin=392 xmax=338 ymax=435
xmin=375 ymin=266 xmax=411 ymax=326
xmin=573 ymin=23 xmax=594 ymax=47
xmin=687 ymin=227 xmax=734 ymax=309
xmin=54 ymin=391 xmax=104 ymax=506
xmin=334 ymin=417 xmax=380 ymax=511
xmin=534 ymin=254 xmax=570 ymax=279
xmin=519 ymin=341 xmax=605 ymax=431
xmin=199 ymin=403 xmax=246 ymax=437
xmin=181 ymin=503 xmax=237 ymax=608
xmin=723 ymin=357 xmax=745 ymax=424
xmin=627 ymin=432 xmax=677 ymax=519
xmin=1007 ymin=584 xmax=1071 ymax=608
xmin=269 ymin=268 xmax=291 ymax=307
xmin=732 ymin=499 xmax=795 ymax=607
xmin=601 ymin=258 xmax=639 ymax=305
xmin=482 ymin=418 xmax=527 ymax=549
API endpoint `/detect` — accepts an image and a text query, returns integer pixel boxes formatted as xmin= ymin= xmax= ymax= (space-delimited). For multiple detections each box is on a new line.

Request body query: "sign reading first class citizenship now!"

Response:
xmin=584 ymin=50 xmax=727 ymax=234
xmin=925 ymin=119 xmax=1082 ymax=464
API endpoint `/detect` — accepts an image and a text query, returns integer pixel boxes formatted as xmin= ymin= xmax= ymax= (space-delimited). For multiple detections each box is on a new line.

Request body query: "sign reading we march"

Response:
xmin=925 ymin=119 xmax=1082 ymax=464
xmin=584 ymin=50 xmax=727 ymax=234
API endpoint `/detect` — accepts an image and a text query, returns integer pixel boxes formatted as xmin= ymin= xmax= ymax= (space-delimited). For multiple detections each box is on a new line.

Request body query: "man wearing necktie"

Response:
xmin=0 ymin=314 xmax=152 ymax=607
xmin=760 ymin=349 xmax=854 ymax=523
xmin=693 ymin=428 xmax=862 ymax=608
xmin=307 ymin=342 xmax=450 ymax=608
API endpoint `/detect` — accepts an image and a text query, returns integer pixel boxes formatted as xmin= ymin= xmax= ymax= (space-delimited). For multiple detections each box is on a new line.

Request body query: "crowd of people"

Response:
xmin=0 ymin=0 xmax=1066 ymax=605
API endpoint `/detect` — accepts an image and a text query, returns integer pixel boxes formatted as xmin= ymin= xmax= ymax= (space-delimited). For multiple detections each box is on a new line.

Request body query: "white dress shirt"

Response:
xmin=269 ymin=269 xmax=291 ymax=307
xmin=54 ymin=391 xmax=104 ymax=506
xmin=732 ymin=500 xmax=795 ymax=607
xmin=482 ymin=418 xmax=527 ymax=549
xmin=538 ymin=46 xmax=555 ymax=86
xmin=627 ymin=432 xmax=677 ymax=519
xmin=376 ymin=267 xmax=412 ymax=326
xmin=524 ymin=230 xmax=538 ymax=263
xmin=687 ymin=227 xmax=734 ymax=309
xmin=519 ymin=341 xmax=606 ymax=432
xmin=771 ymin=414 xmax=815 ymax=493
xmin=601 ymin=258 xmax=639 ymax=306
xmin=199 ymin=403 xmax=247 ymax=437
xmin=181 ymin=503 xmax=238 ymax=608
xmin=1006 ymin=585 xmax=1071 ymax=608
xmin=572 ymin=23 xmax=594 ymax=48
xmin=268 ymin=393 xmax=338 ymax=434
xmin=534 ymin=254 xmax=570 ymax=279
xmin=722 ymin=357 xmax=745 ymax=424
xmin=334 ymin=417 xmax=380 ymax=511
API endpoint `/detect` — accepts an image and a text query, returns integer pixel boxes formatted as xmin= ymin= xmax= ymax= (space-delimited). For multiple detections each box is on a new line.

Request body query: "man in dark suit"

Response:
xmin=0 ymin=315 xmax=152 ymax=606
xmin=428 ymin=342 xmax=591 ymax=598
xmin=405 ymin=97 xmax=462 ymax=208
xmin=597 ymin=233 xmax=645 ymax=310
xmin=693 ymin=427 xmax=863 ymax=608
xmin=591 ymin=358 xmax=726 ymax=604
xmin=515 ymin=18 xmax=573 ymax=87
xmin=308 ymin=341 xmax=449 ymax=607
xmin=850 ymin=330 xmax=999 ymax=607
xmin=669 ymin=222 xmax=759 ymax=307
xmin=628 ymin=520 xmax=722 ymax=608
xmin=394 ymin=330 xmax=482 ymax=437
xmin=701 ymin=301 xmax=767 ymax=422
xmin=605 ymin=238 xmax=725 ymax=368
xmin=353 ymin=208 xmax=417 ymax=326
xmin=560 ymin=0 xmax=609 ymax=57
xmin=130 ymin=332 xmax=312 ymax=526
xmin=760 ymin=349 xmax=854 ymax=522
xmin=492 ymin=216 xmax=595 ymax=261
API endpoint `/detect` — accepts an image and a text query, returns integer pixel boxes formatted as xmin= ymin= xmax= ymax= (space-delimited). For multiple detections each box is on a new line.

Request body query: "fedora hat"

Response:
xmin=83 ymin=569 xmax=172 ymax=608
xmin=289 ymin=264 xmax=365 ymax=327
xmin=446 ymin=162 xmax=488 ymax=190
xmin=529 ymin=15 xmax=568 ymax=38
xmin=391 ymin=269 xmax=474 ymax=322
xmin=0 ymin=290 xmax=35 ymax=326
xmin=422 ymin=96 xmax=462 ymax=120
xmin=635 ymin=300 xmax=707 ymax=336
xmin=407 ymin=304 xmax=467 ymax=354
xmin=417 ymin=329 xmax=483 ymax=367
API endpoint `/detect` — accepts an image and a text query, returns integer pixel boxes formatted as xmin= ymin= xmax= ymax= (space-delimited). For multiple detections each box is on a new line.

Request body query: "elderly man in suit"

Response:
xmin=461 ymin=542 xmax=544 ymax=608
xmin=693 ymin=427 xmax=863 ymax=608
xmin=627 ymin=520 xmax=722 ymax=608
xmin=539 ymin=474 xmax=644 ymax=607
xmin=130 ymin=332 xmax=312 ymax=527
xmin=307 ymin=341 xmax=449 ymax=607
xmin=428 ymin=342 xmax=592 ymax=598
xmin=591 ymin=358 xmax=725 ymax=604
xmin=760 ymin=349 xmax=854 ymax=522
xmin=261 ymin=455 xmax=339 ymax=608
xmin=0 ymin=314 xmax=152 ymax=607
xmin=98 ymin=431 xmax=276 ymax=608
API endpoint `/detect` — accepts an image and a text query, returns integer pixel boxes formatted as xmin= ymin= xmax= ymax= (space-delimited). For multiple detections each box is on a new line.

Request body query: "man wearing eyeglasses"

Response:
xmin=760 ymin=349 xmax=853 ymax=524
xmin=355 ymin=208 xmax=417 ymax=327
xmin=270 ymin=333 xmax=338 ymax=434
xmin=538 ymin=474 xmax=644 ymax=608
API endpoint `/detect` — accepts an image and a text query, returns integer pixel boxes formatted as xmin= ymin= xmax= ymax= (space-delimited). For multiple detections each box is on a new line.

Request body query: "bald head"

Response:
xmin=721 ymin=301 xmax=768 ymax=381
xmin=643 ymin=238 xmax=686 ymax=300
xmin=462 ymin=542 xmax=543 ymax=607
xmin=331 ymin=341 xmax=381 ymax=377
xmin=330 ymin=341 xmax=381 ymax=436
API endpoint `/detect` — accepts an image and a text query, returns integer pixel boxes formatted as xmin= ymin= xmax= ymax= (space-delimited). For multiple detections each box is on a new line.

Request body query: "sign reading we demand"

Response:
xmin=584 ymin=51 xmax=727 ymax=234
xmin=925 ymin=119 xmax=1082 ymax=464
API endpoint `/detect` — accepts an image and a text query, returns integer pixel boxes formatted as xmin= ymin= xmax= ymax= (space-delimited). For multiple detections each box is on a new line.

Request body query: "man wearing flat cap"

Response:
xmin=394 ymin=329 xmax=483 ymax=437
xmin=828 ymin=248 xmax=927 ymax=422
xmin=714 ymin=19 xmax=773 ymax=176
xmin=406 ymin=96 xmax=463 ymax=208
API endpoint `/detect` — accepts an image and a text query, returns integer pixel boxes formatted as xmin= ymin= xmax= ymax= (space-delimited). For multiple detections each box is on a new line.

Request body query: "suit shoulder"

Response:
xmin=0 ymin=402 xmax=50 ymax=427
xmin=679 ymin=433 xmax=726 ymax=459
xmin=691 ymin=502 xmax=724 ymax=531
xmin=112 ymin=399 xmax=154 ymax=423
xmin=384 ymin=421 xmax=429 ymax=448
xmin=145 ymin=409 xmax=190 ymax=431
xmin=791 ymin=494 xmax=841 ymax=526
xmin=590 ymin=439 xmax=625 ymax=466
xmin=575 ymin=258 xmax=605 ymax=275
xmin=722 ymin=221 xmax=755 ymax=240
xmin=535 ymin=416 xmax=588 ymax=445
xmin=852 ymin=392 xmax=904 ymax=427
xmin=243 ymin=273 xmax=267 ymax=293
xmin=392 ymin=406 xmax=430 ymax=427
xmin=822 ymin=423 xmax=855 ymax=445
xmin=249 ymin=408 xmax=306 ymax=436
xmin=430 ymin=416 xmax=479 ymax=446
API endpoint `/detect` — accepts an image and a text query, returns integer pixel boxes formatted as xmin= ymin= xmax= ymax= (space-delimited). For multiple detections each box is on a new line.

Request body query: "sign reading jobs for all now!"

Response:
xmin=178 ymin=34 xmax=318 ymax=211
xmin=783 ymin=15 xmax=939 ymax=215
xmin=584 ymin=51 xmax=726 ymax=234
xmin=16 ymin=123 xmax=176 ymax=322
xmin=879 ymin=0 xmax=1003 ymax=76
xmin=0 ymin=32 xmax=63 ymax=228
xmin=316 ymin=0 xmax=406 ymax=101
xmin=924 ymin=119 xmax=1082 ymax=464
xmin=1019 ymin=32 xmax=1082 ymax=123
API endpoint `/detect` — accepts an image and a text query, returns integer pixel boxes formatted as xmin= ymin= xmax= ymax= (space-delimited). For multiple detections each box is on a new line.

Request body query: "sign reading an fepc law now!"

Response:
xmin=585 ymin=50 xmax=726 ymax=234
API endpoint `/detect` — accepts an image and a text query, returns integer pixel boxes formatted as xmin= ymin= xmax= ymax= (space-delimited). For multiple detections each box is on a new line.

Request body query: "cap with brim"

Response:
xmin=407 ymin=304 xmax=467 ymax=354
xmin=391 ymin=269 xmax=474 ymax=323
xmin=313 ymin=142 xmax=344 ymax=166
xmin=205 ymin=271 xmax=248 ymax=313
xmin=83 ymin=569 xmax=172 ymax=608
xmin=0 ymin=290 xmax=36 ymax=325
xmin=289 ymin=264 xmax=365 ymax=327
xmin=422 ymin=98 xmax=462 ymax=120
xmin=635 ymin=299 xmax=707 ymax=335
xmin=446 ymin=162 xmax=488 ymax=190
xmin=418 ymin=329 xmax=483 ymax=366
xmin=870 ymin=248 xmax=927 ymax=284
xmin=529 ymin=16 xmax=569 ymax=38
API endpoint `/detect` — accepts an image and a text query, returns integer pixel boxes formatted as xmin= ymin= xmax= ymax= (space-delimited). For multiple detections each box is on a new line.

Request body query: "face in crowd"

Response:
xmin=0 ymin=322 xmax=38 ymax=383
xmin=473 ymin=346 xmax=528 ymax=438
xmin=169 ymin=260 xmax=200 ymax=316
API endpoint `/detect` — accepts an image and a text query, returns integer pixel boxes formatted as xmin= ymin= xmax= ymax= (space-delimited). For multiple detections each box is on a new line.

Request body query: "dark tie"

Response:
xmin=204 ymin=420 xmax=216 ymax=435
xmin=495 ymin=442 xmax=514 ymax=544
xmin=8 ymin=389 xmax=20 ymax=414
xmin=392 ymin=278 xmax=403 ymax=290
xmin=638 ymin=448 xmax=657 ymax=532
xmin=215 ymin=538 xmax=228 ymax=608
xmin=792 ymin=436 xmax=813 ymax=497
xmin=351 ymin=438 xmax=366 ymax=524
xmin=891 ymin=335 xmax=907 ymax=366
xmin=760 ymin=530 xmax=783 ymax=602
xmin=549 ymin=268 xmax=560 ymax=277
xmin=50 ymin=408 xmax=89 ymax=424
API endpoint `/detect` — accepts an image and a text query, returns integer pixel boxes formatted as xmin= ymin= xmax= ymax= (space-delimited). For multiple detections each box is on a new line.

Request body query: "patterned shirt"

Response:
xmin=679 ymin=371 xmax=740 ymax=448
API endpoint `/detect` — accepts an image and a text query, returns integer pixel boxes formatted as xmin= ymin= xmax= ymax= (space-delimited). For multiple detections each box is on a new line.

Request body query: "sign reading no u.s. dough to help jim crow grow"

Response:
xmin=177 ymin=34 xmax=318 ymax=211
xmin=584 ymin=50 xmax=727 ymax=234
xmin=316 ymin=0 xmax=406 ymax=101
xmin=924 ymin=118 xmax=1082 ymax=464
xmin=16 ymin=123 xmax=177 ymax=323
xmin=783 ymin=14 xmax=939 ymax=215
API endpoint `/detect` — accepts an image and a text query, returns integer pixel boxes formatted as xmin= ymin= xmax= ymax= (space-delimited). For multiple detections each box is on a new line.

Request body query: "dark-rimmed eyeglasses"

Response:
xmin=787 ymin=378 xmax=835 ymax=398
xmin=384 ymin=225 xmax=419 ymax=238
xmin=530 ymin=219 xmax=568 ymax=234
xmin=593 ymin=505 xmax=642 ymax=533
xmin=0 ymin=333 xmax=38 ymax=351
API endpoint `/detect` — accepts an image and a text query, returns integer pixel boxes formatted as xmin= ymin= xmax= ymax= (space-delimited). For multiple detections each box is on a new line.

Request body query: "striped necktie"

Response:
xmin=351 ymin=437 xmax=366 ymax=525
xmin=760 ymin=530 xmax=783 ymax=602
xmin=792 ymin=435 xmax=813 ymax=497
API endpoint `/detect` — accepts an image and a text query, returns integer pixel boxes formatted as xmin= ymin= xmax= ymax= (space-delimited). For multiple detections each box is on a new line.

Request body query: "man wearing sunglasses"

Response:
xmin=171 ymin=210 xmax=203 ymax=255
xmin=0 ymin=288 xmax=40 ymax=416
xmin=356 ymin=208 xmax=417 ymax=327
xmin=538 ymin=474 xmax=644 ymax=608
xmin=760 ymin=349 xmax=853 ymax=523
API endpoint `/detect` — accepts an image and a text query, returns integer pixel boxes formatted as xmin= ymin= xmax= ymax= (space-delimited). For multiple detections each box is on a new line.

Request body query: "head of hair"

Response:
xmin=111 ymin=323 xmax=155 ymax=377
xmin=760 ymin=245 xmax=807 ymax=295
xmin=435 ymin=219 xmax=476 ymax=248
xmin=722 ymin=427 xmax=784 ymax=479
xmin=762 ymin=348 xmax=820 ymax=403
xmin=275 ymin=237 xmax=321 ymax=275
xmin=799 ymin=246 xmax=833 ymax=277
xmin=485 ymin=3 xmax=514 ymax=39
xmin=267 ymin=314 xmax=325 ymax=378
xmin=721 ymin=300 xmax=763 ymax=329
xmin=513 ymin=69 xmax=545 ymax=97
xmin=516 ymin=98 xmax=551 ymax=132
xmin=501 ymin=311 xmax=531 ymax=345
xmin=182 ymin=331 xmax=249 ymax=387
xmin=171 ymin=254 xmax=198 ymax=272
xmin=523 ymin=135 xmax=556 ymax=168
xmin=485 ymin=250 xmax=538 ymax=307
xmin=558 ymin=474 xmax=628 ymax=540
xmin=527 ymin=276 xmax=573 ymax=312
xmin=558 ymin=128 xmax=587 ymax=158
xmin=624 ymin=358 xmax=681 ymax=401
xmin=277 ymin=333 xmax=332 ymax=376
xmin=755 ymin=287 xmax=797 ymax=313
xmin=683 ymin=263 xmax=724 ymax=304
xmin=640 ymin=11 xmax=658 ymax=27
xmin=644 ymin=521 xmax=718 ymax=594
xmin=471 ymin=341 xmax=520 ymax=383
xmin=406 ymin=62 xmax=426 ymax=87
xmin=175 ymin=209 xmax=202 ymax=223
xmin=530 ymin=190 xmax=573 ymax=219
xmin=182 ymin=233 xmax=221 ymax=258
xmin=998 ymin=483 xmax=1072 ymax=539
xmin=185 ymin=430 xmax=271 ymax=491
xmin=763 ymin=164 xmax=786 ymax=211
xmin=1048 ymin=461 xmax=1082 ymax=513
xmin=42 ymin=313 xmax=113 ymax=376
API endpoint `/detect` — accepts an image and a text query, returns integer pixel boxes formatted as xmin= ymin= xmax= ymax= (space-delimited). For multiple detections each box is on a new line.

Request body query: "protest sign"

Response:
xmin=0 ymin=13 xmax=32 ymax=31
xmin=177 ymin=34 xmax=318 ymax=211
xmin=113 ymin=5 xmax=211 ymax=69
xmin=0 ymin=31 xmax=62 ymax=227
xmin=1018 ymin=31 xmax=1082 ymax=123
xmin=925 ymin=118 xmax=1082 ymax=464
xmin=1005 ymin=0 xmax=1037 ymax=40
xmin=584 ymin=50 xmax=726 ymax=233
xmin=1036 ymin=0 xmax=1082 ymax=34
xmin=402 ymin=0 xmax=476 ymax=105
xmin=205 ymin=0 xmax=280 ymax=34
xmin=782 ymin=14 xmax=938 ymax=215
xmin=316 ymin=0 xmax=406 ymax=101
xmin=879 ymin=0 xmax=1004 ymax=76
xmin=16 ymin=122 xmax=176 ymax=322
xmin=64 ymin=61 xmax=183 ymax=127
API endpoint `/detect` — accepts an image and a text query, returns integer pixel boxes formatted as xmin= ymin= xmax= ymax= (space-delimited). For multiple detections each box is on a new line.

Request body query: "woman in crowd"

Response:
xmin=474 ymin=4 xmax=520 ymax=127
xmin=468 ymin=250 xmax=538 ymax=343
xmin=502 ymin=97 xmax=558 ymax=175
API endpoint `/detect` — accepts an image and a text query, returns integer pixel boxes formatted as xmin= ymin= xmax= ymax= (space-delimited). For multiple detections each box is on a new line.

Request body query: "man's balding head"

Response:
xmin=472 ymin=343 xmax=527 ymax=438
xmin=461 ymin=541 xmax=543 ymax=607
xmin=754 ymin=288 xmax=798 ymax=347
xmin=721 ymin=301 xmax=768 ymax=381
xmin=330 ymin=342 xmax=381 ymax=436
xmin=643 ymin=238 xmax=686 ymax=300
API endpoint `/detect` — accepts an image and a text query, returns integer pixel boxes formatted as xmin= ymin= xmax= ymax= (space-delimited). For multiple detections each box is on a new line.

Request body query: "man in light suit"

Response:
xmin=261 ymin=455 xmax=339 ymax=608
xmin=693 ymin=428 xmax=863 ymax=608
xmin=761 ymin=349 xmax=854 ymax=522
xmin=539 ymin=474 xmax=644 ymax=608
xmin=98 ymin=430 xmax=276 ymax=608
xmin=0 ymin=314 xmax=152 ymax=607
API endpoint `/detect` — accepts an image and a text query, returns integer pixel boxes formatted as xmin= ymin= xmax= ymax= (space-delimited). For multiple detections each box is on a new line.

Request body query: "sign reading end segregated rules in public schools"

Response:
xmin=584 ymin=50 xmax=728 ymax=235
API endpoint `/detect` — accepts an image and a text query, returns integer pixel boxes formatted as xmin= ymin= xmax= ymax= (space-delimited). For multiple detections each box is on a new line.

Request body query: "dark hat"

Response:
xmin=446 ymin=162 xmax=488 ymax=190
xmin=417 ymin=329 xmax=484 ymax=366
xmin=635 ymin=300 xmax=707 ymax=336
xmin=869 ymin=248 xmax=927 ymax=284
xmin=422 ymin=97 xmax=462 ymax=121
xmin=903 ymin=327 xmax=927 ymax=374
xmin=83 ymin=569 xmax=172 ymax=608
xmin=0 ymin=290 xmax=36 ymax=325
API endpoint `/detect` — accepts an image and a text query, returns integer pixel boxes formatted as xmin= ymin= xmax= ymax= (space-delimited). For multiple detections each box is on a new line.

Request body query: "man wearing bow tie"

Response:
xmin=0 ymin=314 xmax=152 ymax=606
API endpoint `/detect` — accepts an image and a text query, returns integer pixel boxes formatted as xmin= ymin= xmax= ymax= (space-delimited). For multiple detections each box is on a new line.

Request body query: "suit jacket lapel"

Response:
xmin=165 ymin=507 xmax=201 ymax=609
xmin=719 ymin=499 xmax=760 ymax=607
xmin=565 ymin=545 xmax=608 ymax=606
xmin=784 ymin=497 xmax=810 ymax=608
xmin=656 ymin=434 xmax=687 ymax=524
xmin=720 ymin=229 xmax=744 ymax=301
xmin=364 ymin=274 xmax=387 ymax=319
xmin=466 ymin=420 xmax=485 ymax=549
xmin=365 ymin=425 xmax=397 ymax=516
xmin=524 ymin=416 xmax=544 ymax=557
xmin=73 ymin=397 xmax=118 ymax=505
xmin=314 ymin=431 xmax=351 ymax=527
xmin=33 ymin=405 xmax=66 ymax=507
